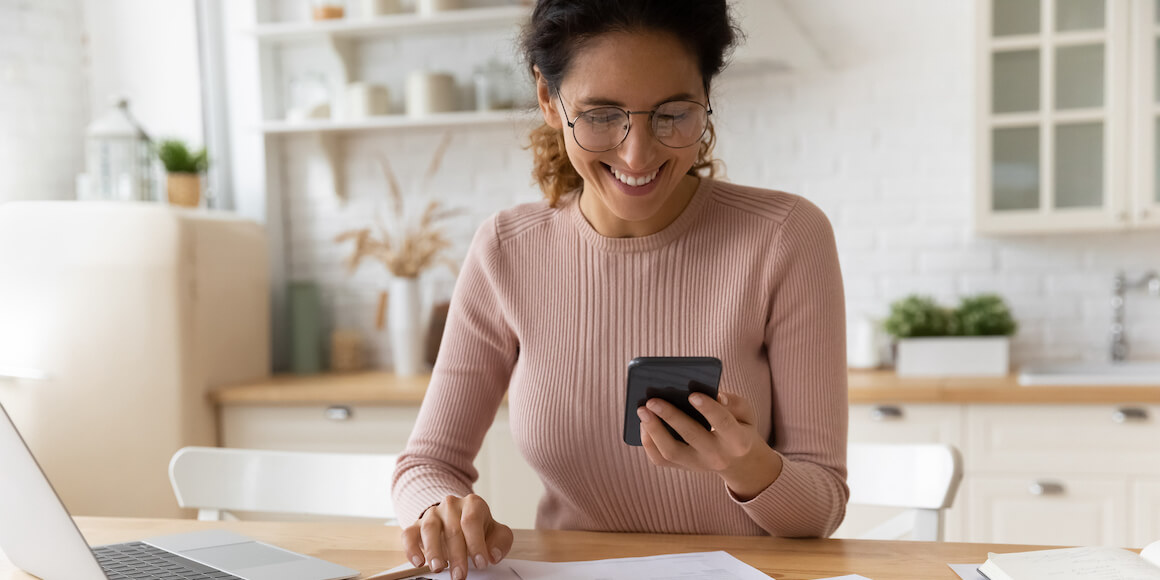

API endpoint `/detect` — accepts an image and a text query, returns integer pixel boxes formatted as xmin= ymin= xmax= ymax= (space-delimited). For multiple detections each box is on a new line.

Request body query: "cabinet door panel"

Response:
xmin=994 ymin=50 xmax=1042 ymax=113
xmin=992 ymin=127 xmax=1042 ymax=211
xmin=1055 ymin=44 xmax=1105 ymax=109
xmin=1132 ymin=479 xmax=1160 ymax=549
xmin=967 ymin=476 xmax=1127 ymax=546
xmin=1054 ymin=122 xmax=1104 ymax=208
xmin=994 ymin=0 xmax=1040 ymax=36
xmin=1056 ymin=0 xmax=1106 ymax=31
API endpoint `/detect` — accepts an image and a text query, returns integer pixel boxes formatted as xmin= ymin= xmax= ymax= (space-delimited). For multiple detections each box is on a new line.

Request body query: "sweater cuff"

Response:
xmin=728 ymin=453 xmax=845 ymax=537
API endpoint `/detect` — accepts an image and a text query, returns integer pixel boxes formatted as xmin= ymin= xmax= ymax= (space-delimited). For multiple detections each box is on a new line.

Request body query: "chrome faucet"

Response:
xmin=1110 ymin=270 xmax=1160 ymax=362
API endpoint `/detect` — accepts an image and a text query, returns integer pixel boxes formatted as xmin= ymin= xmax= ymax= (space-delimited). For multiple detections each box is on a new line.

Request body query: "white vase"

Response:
xmin=389 ymin=277 xmax=427 ymax=376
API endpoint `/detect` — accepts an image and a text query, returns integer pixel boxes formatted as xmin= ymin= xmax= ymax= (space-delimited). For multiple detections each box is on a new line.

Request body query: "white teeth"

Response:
xmin=611 ymin=167 xmax=658 ymax=187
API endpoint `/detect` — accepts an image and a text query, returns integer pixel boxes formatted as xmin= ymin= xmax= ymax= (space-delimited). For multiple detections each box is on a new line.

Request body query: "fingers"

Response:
xmin=638 ymin=403 xmax=700 ymax=464
xmin=719 ymin=391 xmax=757 ymax=425
xmin=639 ymin=415 xmax=678 ymax=468
xmin=418 ymin=508 xmax=447 ymax=573
xmin=460 ymin=495 xmax=494 ymax=570
xmin=401 ymin=523 xmax=425 ymax=568
xmin=645 ymin=398 xmax=714 ymax=448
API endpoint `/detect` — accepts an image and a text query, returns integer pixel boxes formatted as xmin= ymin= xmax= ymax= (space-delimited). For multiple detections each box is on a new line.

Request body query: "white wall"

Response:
xmin=82 ymin=0 xmax=204 ymax=144
xmin=0 ymin=0 xmax=88 ymax=203
xmin=272 ymin=0 xmax=1160 ymax=367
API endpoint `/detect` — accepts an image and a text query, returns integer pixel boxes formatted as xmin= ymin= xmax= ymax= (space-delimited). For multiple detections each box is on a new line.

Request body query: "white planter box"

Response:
xmin=895 ymin=337 xmax=1010 ymax=377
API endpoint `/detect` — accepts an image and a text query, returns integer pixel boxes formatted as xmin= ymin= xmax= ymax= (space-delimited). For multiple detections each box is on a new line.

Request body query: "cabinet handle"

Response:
xmin=325 ymin=406 xmax=353 ymax=421
xmin=870 ymin=406 xmax=904 ymax=421
xmin=1028 ymin=480 xmax=1065 ymax=496
xmin=1112 ymin=408 xmax=1149 ymax=423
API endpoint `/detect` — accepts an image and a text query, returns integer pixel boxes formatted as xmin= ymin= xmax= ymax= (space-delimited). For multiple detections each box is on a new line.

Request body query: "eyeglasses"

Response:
xmin=556 ymin=89 xmax=712 ymax=153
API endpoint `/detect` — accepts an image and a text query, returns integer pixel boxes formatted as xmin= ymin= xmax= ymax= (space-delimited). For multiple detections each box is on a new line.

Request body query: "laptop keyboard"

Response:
xmin=93 ymin=541 xmax=243 ymax=580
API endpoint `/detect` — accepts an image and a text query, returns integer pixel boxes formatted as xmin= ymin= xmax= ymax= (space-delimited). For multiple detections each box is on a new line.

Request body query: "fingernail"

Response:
xmin=690 ymin=394 xmax=705 ymax=406
xmin=646 ymin=400 xmax=661 ymax=412
xmin=637 ymin=407 xmax=651 ymax=423
xmin=474 ymin=554 xmax=487 ymax=569
xmin=491 ymin=548 xmax=503 ymax=563
xmin=410 ymin=555 xmax=424 ymax=567
xmin=430 ymin=558 xmax=445 ymax=572
xmin=452 ymin=566 xmax=465 ymax=580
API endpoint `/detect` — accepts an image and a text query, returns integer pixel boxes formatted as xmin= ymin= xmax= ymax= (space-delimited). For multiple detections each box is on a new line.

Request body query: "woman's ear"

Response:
xmin=534 ymin=67 xmax=563 ymax=130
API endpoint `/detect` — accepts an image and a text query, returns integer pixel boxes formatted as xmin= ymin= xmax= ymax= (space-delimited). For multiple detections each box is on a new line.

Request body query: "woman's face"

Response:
xmin=536 ymin=30 xmax=707 ymax=237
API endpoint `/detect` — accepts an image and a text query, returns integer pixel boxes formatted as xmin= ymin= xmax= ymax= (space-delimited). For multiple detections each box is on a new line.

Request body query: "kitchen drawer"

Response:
xmin=219 ymin=404 xmax=420 ymax=453
xmin=966 ymin=405 xmax=1160 ymax=475
xmin=848 ymin=404 xmax=965 ymax=447
xmin=966 ymin=475 xmax=1128 ymax=547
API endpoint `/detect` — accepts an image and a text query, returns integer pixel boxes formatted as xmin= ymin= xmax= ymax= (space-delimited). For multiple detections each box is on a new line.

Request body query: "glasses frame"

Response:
xmin=555 ymin=88 xmax=713 ymax=153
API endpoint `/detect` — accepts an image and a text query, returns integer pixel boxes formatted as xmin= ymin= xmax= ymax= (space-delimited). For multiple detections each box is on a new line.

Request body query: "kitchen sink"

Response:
xmin=1018 ymin=361 xmax=1160 ymax=386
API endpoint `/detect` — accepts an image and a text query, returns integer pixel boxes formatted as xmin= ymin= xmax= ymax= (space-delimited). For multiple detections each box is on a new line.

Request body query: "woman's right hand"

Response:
xmin=401 ymin=494 xmax=514 ymax=580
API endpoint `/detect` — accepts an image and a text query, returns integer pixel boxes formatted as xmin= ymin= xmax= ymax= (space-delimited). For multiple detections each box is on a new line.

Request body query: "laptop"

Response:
xmin=0 ymin=402 xmax=360 ymax=580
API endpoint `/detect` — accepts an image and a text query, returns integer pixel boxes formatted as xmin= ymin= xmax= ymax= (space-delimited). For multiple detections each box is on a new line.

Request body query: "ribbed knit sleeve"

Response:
xmin=391 ymin=216 xmax=517 ymax=525
xmin=733 ymin=197 xmax=849 ymax=537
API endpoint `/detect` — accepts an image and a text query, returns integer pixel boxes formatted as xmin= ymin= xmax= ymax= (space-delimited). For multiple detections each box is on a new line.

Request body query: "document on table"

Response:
xmin=378 ymin=550 xmax=772 ymax=580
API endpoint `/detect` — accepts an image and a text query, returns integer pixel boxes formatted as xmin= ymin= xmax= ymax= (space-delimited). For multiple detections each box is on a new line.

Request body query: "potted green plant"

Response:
xmin=884 ymin=293 xmax=1018 ymax=377
xmin=157 ymin=139 xmax=208 ymax=208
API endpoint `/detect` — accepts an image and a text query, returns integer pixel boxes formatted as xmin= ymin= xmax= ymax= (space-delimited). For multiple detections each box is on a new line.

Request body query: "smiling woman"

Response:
xmin=391 ymin=2 xmax=850 ymax=579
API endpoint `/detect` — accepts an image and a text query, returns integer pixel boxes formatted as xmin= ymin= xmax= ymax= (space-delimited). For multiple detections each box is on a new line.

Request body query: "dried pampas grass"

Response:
xmin=335 ymin=132 xmax=463 ymax=279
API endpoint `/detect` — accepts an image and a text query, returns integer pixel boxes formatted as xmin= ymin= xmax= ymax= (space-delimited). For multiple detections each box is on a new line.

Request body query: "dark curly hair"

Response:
xmin=520 ymin=0 xmax=740 ymax=206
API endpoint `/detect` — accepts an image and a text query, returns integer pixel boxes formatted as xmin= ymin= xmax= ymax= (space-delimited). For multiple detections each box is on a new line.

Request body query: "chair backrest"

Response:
xmin=168 ymin=447 xmax=398 ymax=523
xmin=846 ymin=443 xmax=963 ymax=541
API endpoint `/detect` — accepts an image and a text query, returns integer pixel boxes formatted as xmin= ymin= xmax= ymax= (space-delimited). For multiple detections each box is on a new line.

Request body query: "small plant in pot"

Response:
xmin=884 ymin=293 xmax=1018 ymax=377
xmin=157 ymin=139 xmax=208 ymax=208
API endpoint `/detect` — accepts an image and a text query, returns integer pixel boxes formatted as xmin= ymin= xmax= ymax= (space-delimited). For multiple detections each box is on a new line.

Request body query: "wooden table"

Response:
xmin=0 ymin=517 xmax=1053 ymax=579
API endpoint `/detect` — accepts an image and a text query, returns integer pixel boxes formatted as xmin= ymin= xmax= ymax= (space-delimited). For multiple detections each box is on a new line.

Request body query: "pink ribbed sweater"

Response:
xmin=392 ymin=178 xmax=849 ymax=537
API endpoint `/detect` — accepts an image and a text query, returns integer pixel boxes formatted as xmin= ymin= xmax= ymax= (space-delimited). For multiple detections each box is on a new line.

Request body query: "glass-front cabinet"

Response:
xmin=976 ymin=0 xmax=1160 ymax=233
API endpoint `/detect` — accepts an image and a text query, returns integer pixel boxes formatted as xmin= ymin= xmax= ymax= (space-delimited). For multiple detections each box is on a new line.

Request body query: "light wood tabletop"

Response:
xmin=0 ymin=516 xmax=1060 ymax=579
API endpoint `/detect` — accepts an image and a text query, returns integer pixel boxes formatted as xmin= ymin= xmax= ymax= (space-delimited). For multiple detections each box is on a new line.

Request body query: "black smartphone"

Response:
xmin=623 ymin=356 xmax=722 ymax=446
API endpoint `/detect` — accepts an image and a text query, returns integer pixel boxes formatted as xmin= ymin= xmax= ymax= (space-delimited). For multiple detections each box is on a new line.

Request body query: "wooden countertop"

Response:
xmin=210 ymin=369 xmax=1160 ymax=406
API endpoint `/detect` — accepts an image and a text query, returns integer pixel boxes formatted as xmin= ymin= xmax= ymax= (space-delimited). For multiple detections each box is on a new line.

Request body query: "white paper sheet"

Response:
xmin=378 ymin=551 xmax=771 ymax=580
xmin=812 ymin=575 xmax=874 ymax=580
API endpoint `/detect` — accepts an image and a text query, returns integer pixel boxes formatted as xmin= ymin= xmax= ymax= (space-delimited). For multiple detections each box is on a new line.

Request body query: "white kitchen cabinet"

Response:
xmin=974 ymin=0 xmax=1160 ymax=233
xmin=847 ymin=402 xmax=1160 ymax=547
xmin=1132 ymin=478 xmax=1160 ymax=548
xmin=967 ymin=475 xmax=1129 ymax=547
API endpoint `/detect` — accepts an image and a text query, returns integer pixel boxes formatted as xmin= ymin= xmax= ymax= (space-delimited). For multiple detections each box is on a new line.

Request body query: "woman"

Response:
xmin=391 ymin=1 xmax=848 ymax=578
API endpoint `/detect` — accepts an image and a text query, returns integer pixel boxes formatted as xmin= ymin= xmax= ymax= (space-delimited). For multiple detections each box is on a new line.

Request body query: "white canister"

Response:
xmin=361 ymin=0 xmax=400 ymax=17
xmin=405 ymin=71 xmax=458 ymax=116
xmin=416 ymin=0 xmax=462 ymax=16
xmin=346 ymin=83 xmax=390 ymax=117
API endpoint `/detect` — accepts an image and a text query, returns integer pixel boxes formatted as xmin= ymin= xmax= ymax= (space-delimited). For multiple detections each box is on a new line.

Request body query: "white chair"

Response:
xmin=168 ymin=446 xmax=398 ymax=523
xmin=845 ymin=443 xmax=963 ymax=541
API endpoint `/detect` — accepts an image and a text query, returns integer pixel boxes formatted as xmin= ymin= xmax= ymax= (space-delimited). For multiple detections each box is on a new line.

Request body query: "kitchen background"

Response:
xmin=4 ymin=0 xmax=1158 ymax=370
xmin=2 ymin=0 xmax=1160 ymax=549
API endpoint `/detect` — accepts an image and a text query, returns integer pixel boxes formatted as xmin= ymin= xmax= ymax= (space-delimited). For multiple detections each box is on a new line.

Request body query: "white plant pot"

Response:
xmin=388 ymin=277 xmax=428 ymax=376
xmin=895 ymin=336 xmax=1010 ymax=377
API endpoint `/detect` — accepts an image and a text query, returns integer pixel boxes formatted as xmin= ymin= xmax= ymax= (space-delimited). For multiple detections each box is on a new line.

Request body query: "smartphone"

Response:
xmin=623 ymin=356 xmax=722 ymax=446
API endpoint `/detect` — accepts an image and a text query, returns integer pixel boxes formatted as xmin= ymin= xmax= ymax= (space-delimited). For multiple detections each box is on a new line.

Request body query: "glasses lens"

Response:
xmin=652 ymin=101 xmax=708 ymax=148
xmin=574 ymin=107 xmax=629 ymax=152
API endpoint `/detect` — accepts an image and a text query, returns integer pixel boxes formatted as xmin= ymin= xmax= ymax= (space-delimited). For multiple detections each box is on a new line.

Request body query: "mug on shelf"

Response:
xmin=346 ymin=83 xmax=390 ymax=118
xmin=415 ymin=0 xmax=462 ymax=17
xmin=405 ymin=71 xmax=458 ymax=117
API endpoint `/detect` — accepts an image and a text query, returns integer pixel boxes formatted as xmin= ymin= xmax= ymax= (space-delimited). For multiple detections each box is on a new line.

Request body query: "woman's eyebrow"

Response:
xmin=578 ymin=92 xmax=698 ymax=108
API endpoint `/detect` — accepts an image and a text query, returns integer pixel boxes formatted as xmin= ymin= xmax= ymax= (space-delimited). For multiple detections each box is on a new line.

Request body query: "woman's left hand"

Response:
xmin=637 ymin=391 xmax=783 ymax=501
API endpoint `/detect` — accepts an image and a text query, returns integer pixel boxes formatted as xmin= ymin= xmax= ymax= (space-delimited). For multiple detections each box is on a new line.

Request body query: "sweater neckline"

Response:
xmin=565 ymin=176 xmax=715 ymax=253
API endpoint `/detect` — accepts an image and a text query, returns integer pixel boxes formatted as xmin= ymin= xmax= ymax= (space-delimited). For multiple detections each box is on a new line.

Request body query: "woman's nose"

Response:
xmin=616 ymin=117 xmax=657 ymax=171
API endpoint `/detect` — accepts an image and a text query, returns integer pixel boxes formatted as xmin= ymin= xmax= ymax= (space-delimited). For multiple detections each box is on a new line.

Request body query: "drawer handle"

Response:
xmin=1112 ymin=408 xmax=1149 ymax=423
xmin=325 ymin=406 xmax=353 ymax=421
xmin=1028 ymin=480 xmax=1065 ymax=496
xmin=870 ymin=406 xmax=904 ymax=421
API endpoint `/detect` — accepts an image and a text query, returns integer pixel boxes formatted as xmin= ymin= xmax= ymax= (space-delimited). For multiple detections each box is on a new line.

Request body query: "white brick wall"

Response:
xmin=272 ymin=0 xmax=1160 ymax=367
xmin=0 ymin=0 xmax=88 ymax=203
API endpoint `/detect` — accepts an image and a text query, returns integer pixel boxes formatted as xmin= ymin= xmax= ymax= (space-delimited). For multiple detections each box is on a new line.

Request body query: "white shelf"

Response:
xmin=246 ymin=5 xmax=530 ymax=43
xmin=259 ymin=109 xmax=538 ymax=135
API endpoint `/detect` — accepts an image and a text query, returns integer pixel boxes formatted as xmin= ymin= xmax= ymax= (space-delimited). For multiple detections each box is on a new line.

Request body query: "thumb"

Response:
xmin=484 ymin=522 xmax=514 ymax=565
